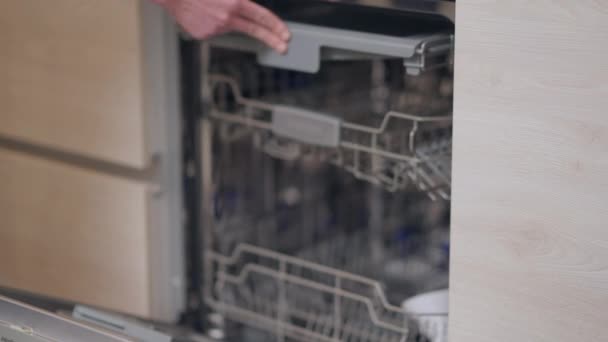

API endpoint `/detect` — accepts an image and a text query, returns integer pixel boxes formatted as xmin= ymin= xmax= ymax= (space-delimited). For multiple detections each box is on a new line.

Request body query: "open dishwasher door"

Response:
xmin=0 ymin=296 xmax=135 ymax=342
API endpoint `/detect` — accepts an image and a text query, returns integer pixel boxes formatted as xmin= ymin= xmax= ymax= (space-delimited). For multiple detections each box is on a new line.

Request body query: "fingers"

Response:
xmin=238 ymin=0 xmax=290 ymax=41
xmin=229 ymin=16 xmax=288 ymax=54
xmin=165 ymin=0 xmax=225 ymax=38
xmin=168 ymin=0 xmax=290 ymax=51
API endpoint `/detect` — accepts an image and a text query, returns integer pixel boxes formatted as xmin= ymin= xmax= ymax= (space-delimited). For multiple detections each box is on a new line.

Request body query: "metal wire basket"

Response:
xmin=205 ymin=50 xmax=452 ymax=200
xmin=205 ymin=181 xmax=449 ymax=341
xmin=207 ymin=244 xmax=414 ymax=342
xmin=206 ymin=234 xmax=448 ymax=342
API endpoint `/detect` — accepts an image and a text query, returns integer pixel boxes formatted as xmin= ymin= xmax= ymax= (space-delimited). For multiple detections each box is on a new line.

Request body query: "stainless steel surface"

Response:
xmin=0 ymin=296 xmax=134 ymax=342
xmin=72 ymin=306 xmax=172 ymax=342
xmin=70 ymin=306 xmax=215 ymax=342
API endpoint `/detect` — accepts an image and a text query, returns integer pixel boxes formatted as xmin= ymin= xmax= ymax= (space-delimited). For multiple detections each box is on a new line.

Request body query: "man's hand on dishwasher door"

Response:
xmin=152 ymin=0 xmax=291 ymax=53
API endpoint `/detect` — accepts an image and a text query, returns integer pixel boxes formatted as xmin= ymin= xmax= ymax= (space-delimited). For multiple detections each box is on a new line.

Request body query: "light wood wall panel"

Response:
xmin=0 ymin=0 xmax=149 ymax=168
xmin=0 ymin=147 xmax=152 ymax=317
xmin=450 ymin=1 xmax=608 ymax=341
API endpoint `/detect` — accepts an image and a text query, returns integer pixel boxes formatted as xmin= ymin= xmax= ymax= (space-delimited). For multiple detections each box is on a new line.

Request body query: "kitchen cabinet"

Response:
xmin=450 ymin=1 xmax=608 ymax=341
xmin=0 ymin=0 xmax=163 ymax=168
xmin=0 ymin=0 xmax=184 ymax=322
xmin=0 ymin=147 xmax=151 ymax=317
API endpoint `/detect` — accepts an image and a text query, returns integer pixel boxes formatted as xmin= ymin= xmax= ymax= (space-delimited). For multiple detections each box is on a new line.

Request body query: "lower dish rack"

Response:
xmin=203 ymin=175 xmax=449 ymax=341
xmin=206 ymin=243 xmax=447 ymax=342
xmin=208 ymin=244 xmax=412 ymax=342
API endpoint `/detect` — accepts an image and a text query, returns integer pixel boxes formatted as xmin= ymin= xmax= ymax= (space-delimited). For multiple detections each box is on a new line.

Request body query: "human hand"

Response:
xmin=154 ymin=0 xmax=290 ymax=53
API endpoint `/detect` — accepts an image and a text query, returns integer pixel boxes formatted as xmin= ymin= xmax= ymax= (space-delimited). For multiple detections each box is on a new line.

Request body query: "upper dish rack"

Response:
xmin=206 ymin=22 xmax=453 ymax=199
xmin=208 ymin=73 xmax=452 ymax=200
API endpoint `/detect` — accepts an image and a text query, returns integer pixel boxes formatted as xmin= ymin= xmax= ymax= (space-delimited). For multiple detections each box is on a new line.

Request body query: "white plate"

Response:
xmin=403 ymin=289 xmax=449 ymax=342
xmin=402 ymin=288 xmax=449 ymax=315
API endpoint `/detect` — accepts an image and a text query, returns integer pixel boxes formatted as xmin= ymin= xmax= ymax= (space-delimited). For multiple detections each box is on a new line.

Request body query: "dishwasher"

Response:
xmin=193 ymin=1 xmax=455 ymax=341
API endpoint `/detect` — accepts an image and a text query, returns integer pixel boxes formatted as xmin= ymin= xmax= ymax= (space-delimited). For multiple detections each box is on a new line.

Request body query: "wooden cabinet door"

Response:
xmin=450 ymin=1 xmax=608 ymax=341
xmin=0 ymin=147 xmax=152 ymax=317
xmin=0 ymin=0 xmax=154 ymax=168
xmin=0 ymin=0 xmax=184 ymax=321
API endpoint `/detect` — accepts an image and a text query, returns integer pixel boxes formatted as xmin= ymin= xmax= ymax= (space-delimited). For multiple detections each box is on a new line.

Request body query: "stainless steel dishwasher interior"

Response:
xmin=199 ymin=18 xmax=453 ymax=342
